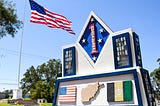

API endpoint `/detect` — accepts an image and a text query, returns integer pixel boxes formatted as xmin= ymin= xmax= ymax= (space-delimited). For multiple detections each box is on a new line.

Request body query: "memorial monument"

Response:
xmin=53 ymin=11 xmax=155 ymax=106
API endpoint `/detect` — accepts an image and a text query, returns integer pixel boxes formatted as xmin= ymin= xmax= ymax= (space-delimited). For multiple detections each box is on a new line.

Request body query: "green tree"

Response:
xmin=2 ymin=89 xmax=12 ymax=98
xmin=21 ymin=66 xmax=40 ymax=97
xmin=30 ymin=81 xmax=54 ymax=102
xmin=150 ymin=58 xmax=160 ymax=99
xmin=21 ymin=59 xmax=62 ymax=102
xmin=0 ymin=0 xmax=22 ymax=38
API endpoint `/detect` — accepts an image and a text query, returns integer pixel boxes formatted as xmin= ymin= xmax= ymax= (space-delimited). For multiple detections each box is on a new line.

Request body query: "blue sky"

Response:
xmin=0 ymin=0 xmax=160 ymax=91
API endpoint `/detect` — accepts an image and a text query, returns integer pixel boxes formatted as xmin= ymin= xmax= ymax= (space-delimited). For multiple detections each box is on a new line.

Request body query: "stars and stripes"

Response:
xmin=58 ymin=86 xmax=77 ymax=103
xmin=29 ymin=0 xmax=75 ymax=34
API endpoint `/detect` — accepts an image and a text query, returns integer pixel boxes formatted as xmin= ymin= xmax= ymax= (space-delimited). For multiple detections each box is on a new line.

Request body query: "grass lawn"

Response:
xmin=0 ymin=103 xmax=22 ymax=106
xmin=0 ymin=102 xmax=52 ymax=106
xmin=40 ymin=103 xmax=52 ymax=106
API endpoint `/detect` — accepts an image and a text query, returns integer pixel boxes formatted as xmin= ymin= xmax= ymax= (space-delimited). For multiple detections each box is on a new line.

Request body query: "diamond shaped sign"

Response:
xmin=78 ymin=11 xmax=113 ymax=63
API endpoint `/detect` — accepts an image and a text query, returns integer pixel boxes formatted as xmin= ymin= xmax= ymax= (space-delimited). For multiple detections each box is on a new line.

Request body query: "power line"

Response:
xmin=0 ymin=83 xmax=17 ymax=85
xmin=0 ymin=79 xmax=17 ymax=82
xmin=0 ymin=48 xmax=51 ymax=60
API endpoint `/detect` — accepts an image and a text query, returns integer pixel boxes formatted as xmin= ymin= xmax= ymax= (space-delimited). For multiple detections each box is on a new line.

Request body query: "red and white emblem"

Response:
xmin=89 ymin=23 xmax=98 ymax=55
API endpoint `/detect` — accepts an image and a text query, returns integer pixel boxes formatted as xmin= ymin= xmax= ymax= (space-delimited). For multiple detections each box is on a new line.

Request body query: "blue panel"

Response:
xmin=133 ymin=32 xmax=143 ymax=67
xmin=140 ymin=69 xmax=155 ymax=106
xmin=133 ymin=70 xmax=143 ymax=106
xmin=112 ymin=33 xmax=133 ymax=69
xmin=79 ymin=16 xmax=109 ymax=63
xmin=53 ymin=80 xmax=59 ymax=106
xmin=63 ymin=46 xmax=76 ymax=76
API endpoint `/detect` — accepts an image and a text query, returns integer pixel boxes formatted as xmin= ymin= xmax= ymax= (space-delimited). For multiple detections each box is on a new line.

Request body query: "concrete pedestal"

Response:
xmin=12 ymin=89 xmax=22 ymax=99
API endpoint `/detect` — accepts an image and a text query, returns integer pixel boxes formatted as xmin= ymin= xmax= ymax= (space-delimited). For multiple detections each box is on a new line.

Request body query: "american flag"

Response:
xmin=58 ymin=86 xmax=76 ymax=103
xmin=29 ymin=0 xmax=75 ymax=34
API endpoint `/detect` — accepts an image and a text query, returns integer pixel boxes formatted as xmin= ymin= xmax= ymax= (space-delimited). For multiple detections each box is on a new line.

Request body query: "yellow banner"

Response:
xmin=114 ymin=81 xmax=123 ymax=101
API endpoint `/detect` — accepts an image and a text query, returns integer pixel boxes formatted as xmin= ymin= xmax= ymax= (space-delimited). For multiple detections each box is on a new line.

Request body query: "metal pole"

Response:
xmin=18 ymin=0 xmax=27 ymax=88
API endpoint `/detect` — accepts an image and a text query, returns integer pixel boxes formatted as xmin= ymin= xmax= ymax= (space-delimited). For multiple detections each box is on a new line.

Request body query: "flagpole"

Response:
xmin=17 ymin=0 xmax=27 ymax=88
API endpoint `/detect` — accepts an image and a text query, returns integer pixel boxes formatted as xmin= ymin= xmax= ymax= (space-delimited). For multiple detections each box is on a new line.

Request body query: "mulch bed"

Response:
xmin=9 ymin=99 xmax=38 ymax=105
